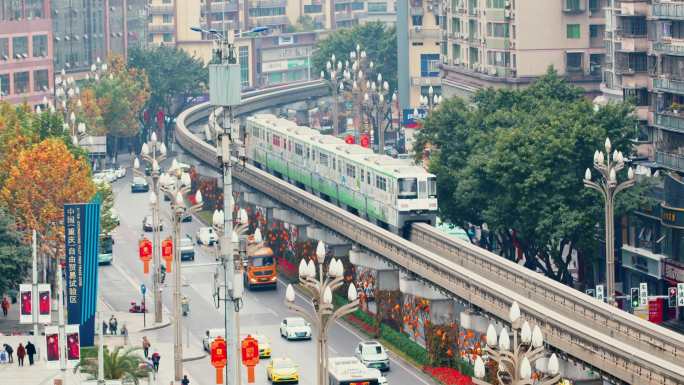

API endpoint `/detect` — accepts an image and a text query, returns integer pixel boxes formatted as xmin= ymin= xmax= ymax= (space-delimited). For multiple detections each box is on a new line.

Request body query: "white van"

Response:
xmin=203 ymin=328 xmax=225 ymax=351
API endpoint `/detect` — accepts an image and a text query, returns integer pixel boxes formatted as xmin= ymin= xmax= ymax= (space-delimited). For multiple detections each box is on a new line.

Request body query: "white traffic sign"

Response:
xmin=596 ymin=284 xmax=604 ymax=302
xmin=639 ymin=282 xmax=648 ymax=307
xmin=678 ymin=283 xmax=684 ymax=307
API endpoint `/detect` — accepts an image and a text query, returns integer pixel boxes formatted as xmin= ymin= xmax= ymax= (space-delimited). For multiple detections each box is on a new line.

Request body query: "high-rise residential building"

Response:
xmin=407 ymin=0 xmax=442 ymax=106
xmin=0 ymin=0 xmax=53 ymax=105
xmin=439 ymin=0 xmax=606 ymax=100
xmin=147 ymin=0 xmax=200 ymax=46
xmin=52 ymin=0 xmax=147 ymax=74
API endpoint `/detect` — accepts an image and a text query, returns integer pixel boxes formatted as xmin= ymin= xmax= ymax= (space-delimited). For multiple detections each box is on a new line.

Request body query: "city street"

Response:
xmin=102 ymin=157 xmax=433 ymax=385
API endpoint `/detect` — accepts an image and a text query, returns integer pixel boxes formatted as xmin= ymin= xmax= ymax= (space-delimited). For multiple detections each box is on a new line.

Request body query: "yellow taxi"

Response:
xmin=254 ymin=334 xmax=271 ymax=358
xmin=266 ymin=357 xmax=299 ymax=384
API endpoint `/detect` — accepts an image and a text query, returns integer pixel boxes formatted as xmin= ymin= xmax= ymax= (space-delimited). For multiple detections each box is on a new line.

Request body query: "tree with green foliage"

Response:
xmin=128 ymin=45 xmax=207 ymax=144
xmin=0 ymin=208 xmax=31 ymax=297
xmin=95 ymin=182 xmax=118 ymax=235
xmin=312 ymin=22 xmax=397 ymax=91
xmin=414 ymin=68 xmax=652 ymax=287
xmin=75 ymin=346 xmax=149 ymax=384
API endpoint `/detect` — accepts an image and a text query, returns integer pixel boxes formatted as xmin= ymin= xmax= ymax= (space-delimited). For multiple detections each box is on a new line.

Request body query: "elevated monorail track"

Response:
xmin=176 ymin=81 xmax=684 ymax=385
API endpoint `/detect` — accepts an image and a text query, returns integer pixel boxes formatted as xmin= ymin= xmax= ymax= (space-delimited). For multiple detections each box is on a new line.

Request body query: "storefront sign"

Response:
xmin=661 ymin=204 xmax=684 ymax=228
xmin=663 ymin=258 xmax=684 ymax=283
xmin=64 ymin=203 xmax=101 ymax=346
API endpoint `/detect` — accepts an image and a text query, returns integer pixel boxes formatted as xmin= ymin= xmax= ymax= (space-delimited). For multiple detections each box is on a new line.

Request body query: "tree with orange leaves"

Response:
xmin=0 ymin=138 xmax=96 ymax=257
xmin=68 ymin=88 xmax=106 ymax=136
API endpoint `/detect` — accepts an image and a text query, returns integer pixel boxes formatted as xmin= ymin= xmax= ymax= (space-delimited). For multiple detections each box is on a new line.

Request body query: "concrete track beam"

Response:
xmin=272 ymin=208 xmax=311 ymax=226
xmin=244 ymin=191 xmax=281 ymax=208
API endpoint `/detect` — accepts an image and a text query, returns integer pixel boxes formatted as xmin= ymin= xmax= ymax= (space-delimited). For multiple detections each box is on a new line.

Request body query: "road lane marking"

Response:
xmin=276 ymin=278 xmax=432 ymax=385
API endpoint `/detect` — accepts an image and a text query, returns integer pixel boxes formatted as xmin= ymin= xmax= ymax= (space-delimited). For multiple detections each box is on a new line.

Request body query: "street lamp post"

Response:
xmin=284 ymin=241 xmax=359 ymax=385
xmin=159 ymin=161 xmax=203 ymax=381
xmin=472 ymin=302 xmax=561 ymax=385
xmin=133 ymin=132 xmax=167 ymax=323
xmin=583 ymin=138 xmax=635 ymax=306
xmin=362 ymin=76 xmax=391 ymax=154
xmin=323 ymin=55 xmax=345 ymax=136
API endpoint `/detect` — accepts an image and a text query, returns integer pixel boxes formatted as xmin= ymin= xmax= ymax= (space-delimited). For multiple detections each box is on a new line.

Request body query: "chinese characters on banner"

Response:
xmin=64 ymin=203 xmax=101 ymax=346
xmin=19 ymin=284 xmax=32 ymax=324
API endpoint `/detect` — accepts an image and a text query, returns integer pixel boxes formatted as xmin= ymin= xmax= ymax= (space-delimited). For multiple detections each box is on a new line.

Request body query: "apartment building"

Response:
xmin=406 ymin=0 xmax=442 ymax=106
xmin=52 ymin=0 xmax=147 ymax=74
xmin=439 ymin=0 xmax=606 ymax=99
xmin=0 ymin=0 xmax=53 ymax=105
xmin=147 ymin=0 xmax=200 ymax=46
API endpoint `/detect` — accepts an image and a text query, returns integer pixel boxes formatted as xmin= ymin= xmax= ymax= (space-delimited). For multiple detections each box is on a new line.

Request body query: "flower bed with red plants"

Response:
xmin=346 ymin=313 xmax=378 ymax=336
xmin=422 ymin=366 xmax=473 ymax=385
xmin=277 ymin=256 xmax=297 ymax=281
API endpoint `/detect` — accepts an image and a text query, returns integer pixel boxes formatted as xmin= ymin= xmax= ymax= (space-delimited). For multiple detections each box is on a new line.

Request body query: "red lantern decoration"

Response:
xmin=241 ymin=335 xmax=259 ymax=383
xmin=360 ymin=133 xmax=370 ymax=148
xmin=211 ymin=336 xmax=228 ymax=384
xmin=161 ymin=237 xmax=173 ymax=272
xmin=139 ymin=238 xmax=153 ymax=274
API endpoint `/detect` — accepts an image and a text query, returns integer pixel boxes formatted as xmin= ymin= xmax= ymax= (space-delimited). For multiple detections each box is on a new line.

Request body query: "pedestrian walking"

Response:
xmin=102 ymin=321 xmax=108 ymax=335
xmin=26 ymin=341 xmax=36 ymax=365
xmin=142 ymin=336 xmax=151 ymax=358
xmin=181 ymin=375 xmax=190 ymax=385
xmin=4 ymin=343 xmax=13 ymax=363
xmin=2 ymin=296 xmax=9 ymax=317
xmin=151 ymin=352 xmax=160 ymax=373
xmin=16 ymin=343 xmax=25 ymax=367
xmin=109 ymin=315 xmax=118 ymax=335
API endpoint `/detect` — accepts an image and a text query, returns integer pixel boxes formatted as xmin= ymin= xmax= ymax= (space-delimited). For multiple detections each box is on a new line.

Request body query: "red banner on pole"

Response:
xmin=161 ymin=237 xmax=173 ymax=272
xmin=211 ymin=336 xmax=227 ymax=384
xmin=138 ymin=238 xmax=153 ymax=274
xmin=242 ymin=335 xmax=259 ymax=383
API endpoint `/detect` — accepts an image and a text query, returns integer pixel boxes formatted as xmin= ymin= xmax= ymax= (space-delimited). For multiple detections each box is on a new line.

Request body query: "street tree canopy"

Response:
xmin=312 ymin=22 xmax=397 ymax=92
xmin=128 ymin=46 xmax=207 ymax=142
xmin=0 ymin=208 xmax=31 ymax=297
xmin=414 ymin=69 xmax=651 ymax=286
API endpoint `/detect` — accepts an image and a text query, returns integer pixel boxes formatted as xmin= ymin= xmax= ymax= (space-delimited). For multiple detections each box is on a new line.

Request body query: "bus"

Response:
xmin=243 ymin=237 xmax=277 ymax=290
xmin=98 ymin=234 xmax=114 ymax=265
xmin=328 ymin=357 xmax=384 ymax=385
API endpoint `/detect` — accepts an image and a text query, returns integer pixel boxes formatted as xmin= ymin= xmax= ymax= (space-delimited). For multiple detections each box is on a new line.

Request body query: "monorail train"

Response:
xmin=245 ymin=114 xmax=438 ymax=233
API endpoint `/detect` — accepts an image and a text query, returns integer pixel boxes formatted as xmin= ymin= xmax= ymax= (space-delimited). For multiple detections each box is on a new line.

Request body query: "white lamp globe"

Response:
xmin=486 ymin=324 xmax=497 ymax=347
xmin=212 ymin=210 xmax=220 ymax=226
xmin=547 ymin=353 xmax=559 ymax=375
xmin=520 ymin=356 xmax=532 ymax=379
xmin=315 ymin=240 xmax=326 ymax=264
xmin=531 ymin=325 xmax=544 ymax=348
xmin=159 ymin=143 xmax=167 ymax=156
xmin=347 ymin=283 xmax=357 ymax=301
xmin=298 ymin=259 xmax=308 ymax=278
xmin=175 ymin=192 xmax=184 ymax=206
xmin=323 ymin=286 xmax=333 ymax=305
xmin=254 ymin=228 xmax=263 ymax=243
xmin=474 ymin=356 xmax=485 ymax=379
xmin=133 ymin=157 xmax=140 ymax=169
xmin=521 ymin=321 xmax=532 ymax=344
xmin=151 ymin=131 xmax=158 ymax=143
xmin=286 ymin=284 xmax=295 ymax=302
xmin=239 ymin=208 xmax=248 ymax=225
xmin=194 ymin=190 xmax=203 ymax=204
xmin=306 ymin=259 xmax=316 ymax=278
xmin=498 ymin=328 xmax=510 ymax=351
xmin=181 ymin=172 xmax=191 ymax=187
xmin=141 ymin=143 xmax=150 ymax=156
xmin=509 ymin=301 xmax=521 ymax=323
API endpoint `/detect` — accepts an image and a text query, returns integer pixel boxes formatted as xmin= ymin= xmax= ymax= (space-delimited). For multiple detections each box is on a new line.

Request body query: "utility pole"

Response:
xmin=57 ymin=263 xmax=67 ymax=384
xmin=397 ymin=0 xmax=410 ymax=113
xmin=31 ymin=230 xmax=39 ymax=340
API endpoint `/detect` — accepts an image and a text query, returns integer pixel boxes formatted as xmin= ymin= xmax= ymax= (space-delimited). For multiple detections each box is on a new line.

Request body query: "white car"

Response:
xmin=355 ymin=341 xmax=390 ymax=371
xmin=195 ymin=227 xmax=218 ymax=246
xmin=115 ymin=166 xmax=126 ymax=179
xmin=202 ymin=328 xmax=224 ymax=352
xmin=280 ymin=317 xmax=312 ymax=340
xmin=103 ymin=169 xmax=117 ymax=182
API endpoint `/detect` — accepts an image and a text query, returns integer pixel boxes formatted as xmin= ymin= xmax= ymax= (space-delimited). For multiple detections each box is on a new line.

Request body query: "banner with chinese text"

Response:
xmin=64 ymin=203 xmax=100 ymax=346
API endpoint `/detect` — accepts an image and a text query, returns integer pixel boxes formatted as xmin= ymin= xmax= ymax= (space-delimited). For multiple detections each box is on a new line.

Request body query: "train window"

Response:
xmin=375 ymin=176 xmax=387 ymax=191
xmin=398 ymin=178 xmax=417 ymax=199
xmin=367 ymin=172 xmax=372 ymax=185
xmin=295 ymin=143 xmax=304 ymax=156
xmin=360 ymin=170 xmax=365 ymax=182
xmin=320 ymin=153 xmax=329 ymax=166
xmin=428 ymin=177 xmax=436 ymax=198
xmin=284 ymin=139 xmax=287 ymax=150
xmin=333 ymin=158 xmax=336 ymax=170
xmin=346 ymin=164 xmax=356 ymax=178
xmin=306 ymin=147 xmax=310 ymax=159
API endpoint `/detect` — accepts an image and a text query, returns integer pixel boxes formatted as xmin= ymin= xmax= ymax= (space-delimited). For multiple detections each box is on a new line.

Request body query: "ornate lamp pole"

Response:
xmin=323 ymin=54 xmax=345 ymax=136
xmin=362 ymin=75 xmax=392 ymax=154
xmin=159 ymin=159 xmax=203 ymax=381
xmin=583 ymin=137 xmax=635 ymax=306
xmin=284 ymin=241 xmax=359 ymax=385
xmin=472 ymin=302 xmax=561 ymax=385
xmin=133 ymin=132 xmax=167 ymax=323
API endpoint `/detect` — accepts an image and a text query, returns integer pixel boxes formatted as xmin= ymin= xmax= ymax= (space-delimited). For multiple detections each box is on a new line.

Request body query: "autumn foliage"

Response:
xmin=0 ymin=139 xmax=96 ymax=255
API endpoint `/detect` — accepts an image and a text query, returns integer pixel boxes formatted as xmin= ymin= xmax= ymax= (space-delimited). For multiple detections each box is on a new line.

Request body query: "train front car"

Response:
xmin=394 ymin=166 xmax=438 ymax=233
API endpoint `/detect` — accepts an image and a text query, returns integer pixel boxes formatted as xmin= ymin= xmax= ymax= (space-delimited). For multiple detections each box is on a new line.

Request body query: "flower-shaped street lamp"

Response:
xmin=284 ymin=240 xmax=358 ymax=385
xmin=133 ymin=131 xmax=167 ymax=324
xmin=158 ymin=160 xmax=203 ymax=381
xmin=473 ymin=302 xmax=560 ymax=385
xmin=583 ymin=138 xmax=635 ymax=306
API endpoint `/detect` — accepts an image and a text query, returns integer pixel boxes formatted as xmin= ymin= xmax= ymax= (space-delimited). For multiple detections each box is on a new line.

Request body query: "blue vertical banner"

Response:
xmin=64 ymin=203 xmax=100 ymax=346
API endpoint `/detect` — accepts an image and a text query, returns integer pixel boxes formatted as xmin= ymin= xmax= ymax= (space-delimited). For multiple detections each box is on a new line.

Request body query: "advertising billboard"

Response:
xmin=19 ymin=284 xmax=32 ymax=324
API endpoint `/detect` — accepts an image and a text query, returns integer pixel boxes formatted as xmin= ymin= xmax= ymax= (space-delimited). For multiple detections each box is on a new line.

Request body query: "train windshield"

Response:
xmin=397 ymin=178 xmax=418 ymax=199
xmin=428 ymin=177 xmax=437 ymax=198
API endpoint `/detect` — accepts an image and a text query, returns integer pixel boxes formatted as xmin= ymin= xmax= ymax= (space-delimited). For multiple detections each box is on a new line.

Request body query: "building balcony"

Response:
xmin=409 ymin=26 xmax=441 ymax=40
xmin=656 ymin=150 xmax=684 ymax=172
xmin=654 ymin=112 xmax=684 ymax=133
xmin=209 ymin=2 xmax=238 ymax=13
xmin=619 ymin=1 xmax=649 ymax=16
xmin=653 ymin=77 xmax=684 ymax=95
xmin=411 ymin=76 xmax=441 ymax=87
xmin=410 ymin=6 xmax=424 ymax=16
xmin=253 ymin=15 xmax=289 ymax=25
xmin=486 ymin=37 xmax=511 ymax=50
xmin=249 ymin=0 xmax=287 ymax=7
xmin=616 ymin=36 xmax=649 ymax=52
xmin=148 ymin=24 xmax=175 ymax=33
xmin=149 ymin=4 xmax=174 ymax=14
xmin=652 ymin=2 xmax=684 ymax=20
xmin=652 ymin=40 xmax=684 ymax=56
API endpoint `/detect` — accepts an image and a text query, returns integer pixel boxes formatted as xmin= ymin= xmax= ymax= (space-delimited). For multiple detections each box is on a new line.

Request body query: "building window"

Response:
xmin=452 ymin=44 xmax=461 ymax=61
xmin=412 ymin=15 xmax=422 ymax=26
xmin=420 ymin=54 xmax=440 ymax=77
xmin=12 ymin=36 xmax=28 ymax=59
xmin=248 ymin=7 xmax=285 ymax=17
xmin=162 ymin=0 xmax=171 ymax=3
xmin=162 ymin=14 xmax=173 ymax=24
xmin=566 ymin=24 xmax=580 ymax=39
xmin=239 ymin=46 xmax=249 ymax=87
xmin=26 ymin=0 xmax=43 ymax=18
xmin=487 ymin=22 xmax=510 ymax=38
xmin=421 ymin=86 xmax=441 ymax=97
xmin=163 ymin=33 xmax=173 ymax=42
xmin=304 ymin=4 xmax=322 ymax=13
xmin=589 ymin=24 xmax=601 ymax=38
xmin=624 ymin=88 xmax=649 ymax=107
xmin=486 ymin=0 xmax=505 ymax=8
xmin=13 ymin=71 xmax=29 ymax=94
xmin=0 ymin=38 xmax=8 ymax=60
xmin=487 ymin=51 xmax=510 ymax=66
xmin=367 ymin=2 xmax=387 ymax=13
xmin=33 ymin=69 xmax=48 ymax=92
xmin=32 ymin=35 xmax=47 ymax=57
xmin=0 ymin=74 xmax=8 ymax=96
xmin=566 ymin=52 xmax=583 ymax=72
xmin=565 ymin=0 xmax=581 ymax=11
xmin=589 ymin=0 xmax=600 ymax=12
xmin=451 ymin=18 xmax=460 ymax=34
xmin=351 ymin=2 xmax=364 ymax=10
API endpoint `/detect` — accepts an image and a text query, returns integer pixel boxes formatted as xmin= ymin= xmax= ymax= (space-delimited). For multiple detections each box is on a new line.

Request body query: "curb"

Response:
xmin=139 ymin=320 xmax=171 ymax=332
xmin=182 ymin=350 xmax=207 ymax=362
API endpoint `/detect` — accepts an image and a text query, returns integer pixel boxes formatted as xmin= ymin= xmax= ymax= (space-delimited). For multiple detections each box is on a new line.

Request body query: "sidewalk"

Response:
xmin=0 ymin=299 xmax=202 ymax=385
